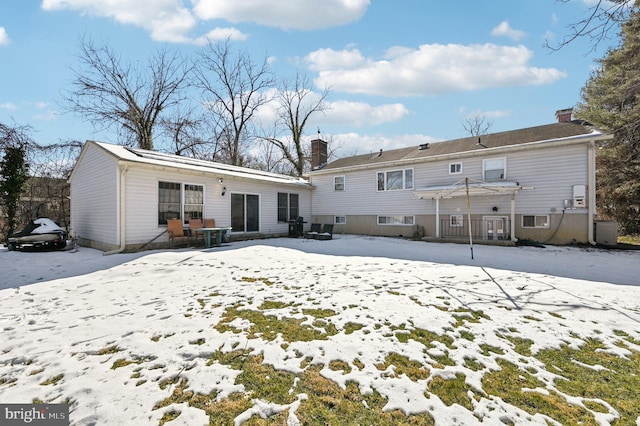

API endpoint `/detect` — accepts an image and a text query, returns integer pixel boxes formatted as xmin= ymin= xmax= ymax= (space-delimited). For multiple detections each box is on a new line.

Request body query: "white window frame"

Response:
xmin=334 ymin=216 xmax=346 ymax=224
xmin=483 ymin=157 xmax=506 ymax=181
xmin=450 ymin=214 xmax=463 ymax=227
xmin=158 ymin=181 xmax=204 ymax=226
xmin=377 ymin=215 xmax=415 ymax=226
xmin=522 ymin=215 xmax=549 ymax=228
xmin=334 ymin=175 xmax=345 ymax=191
xmin=449 ymin=162 xmax=463 ymax=175
xmin=376 ymin=168 xmax=414 ymax=191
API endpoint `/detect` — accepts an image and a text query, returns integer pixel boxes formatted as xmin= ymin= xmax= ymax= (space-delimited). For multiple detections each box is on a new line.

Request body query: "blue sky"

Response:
xmin=0 ymin=1 xmax=619 ymax=157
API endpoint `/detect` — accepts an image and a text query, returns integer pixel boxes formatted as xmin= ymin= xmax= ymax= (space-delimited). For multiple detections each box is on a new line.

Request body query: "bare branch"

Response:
xmin=462 ymin=114 xmax=493 ymax=137
xmin=545 ymin=0 xmax=635 ymax=52
xmin=193 ymin=39 xmax=275 ymax=165
xmin=62 ymin=36 xmax=191 ymax=150
xmin=260 ymin=72 xmax=330 ymax=176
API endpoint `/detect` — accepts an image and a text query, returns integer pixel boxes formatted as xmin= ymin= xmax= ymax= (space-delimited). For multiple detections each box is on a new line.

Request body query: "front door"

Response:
xmin=483 ymin=216 xmax=508 ymax=240
xmin=231 ymin=193 xmax=259 ymax=232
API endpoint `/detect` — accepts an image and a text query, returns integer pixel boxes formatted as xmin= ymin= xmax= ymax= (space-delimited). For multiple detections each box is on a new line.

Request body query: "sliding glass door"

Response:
xmin=231 ymin=193 xmax=259 ymax=232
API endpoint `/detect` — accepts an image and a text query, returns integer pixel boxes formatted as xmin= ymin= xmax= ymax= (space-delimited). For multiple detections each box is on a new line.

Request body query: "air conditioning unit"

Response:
xmin=573 ymin=185 xmax=586 ymax=208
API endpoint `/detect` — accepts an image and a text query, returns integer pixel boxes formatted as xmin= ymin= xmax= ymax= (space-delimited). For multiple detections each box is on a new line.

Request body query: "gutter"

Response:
xmin=104 ymin=163 xmax=128 ymax=255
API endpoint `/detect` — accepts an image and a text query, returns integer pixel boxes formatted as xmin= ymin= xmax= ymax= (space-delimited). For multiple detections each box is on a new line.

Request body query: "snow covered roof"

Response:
xmin=309 ymin=122 xmax=611 ymax=175
xmin=84 ymin=141 xmax=312 ymax=188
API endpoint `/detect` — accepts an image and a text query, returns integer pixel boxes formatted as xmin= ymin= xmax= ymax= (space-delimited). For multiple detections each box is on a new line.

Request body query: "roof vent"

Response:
xmin=419 ymin=143 xmax=430 ymax=150
xmin=377 ymin=149 xmax=383 ymax=157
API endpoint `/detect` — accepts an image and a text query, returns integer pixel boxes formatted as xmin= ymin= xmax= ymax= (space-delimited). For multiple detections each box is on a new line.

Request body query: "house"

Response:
xmin=69 ymin=141 xmax=313 ymax=253
xmin=306 ymin=113 xmax=612 ymax=245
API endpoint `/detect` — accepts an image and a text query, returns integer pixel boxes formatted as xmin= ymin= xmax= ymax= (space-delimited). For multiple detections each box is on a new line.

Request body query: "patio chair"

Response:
xmin=305 ymin=223 xmax=322 ymax=239
xmin=167 ymin=219 xmax=187 ymax=247
xmin=189 ymin=219 xmax=203 ymax=244
xmin=204 ymin=218 xmax=216 ymax=228
xmin=316 ymin=224 xmax=333 ymax=240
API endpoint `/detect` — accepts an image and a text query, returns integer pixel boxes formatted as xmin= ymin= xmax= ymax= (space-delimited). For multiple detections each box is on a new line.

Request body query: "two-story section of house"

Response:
xmin=306 ymin=116 xmax=612 ymax=245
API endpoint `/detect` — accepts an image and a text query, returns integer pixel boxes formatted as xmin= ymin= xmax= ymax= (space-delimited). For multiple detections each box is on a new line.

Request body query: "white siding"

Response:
xmin=70 ymin=145 xmax=119 ymax=245
xmin=122 ymin=166 xmax=312 ymax=245
xmin=310 ymin=143 xmax=590 ymax=219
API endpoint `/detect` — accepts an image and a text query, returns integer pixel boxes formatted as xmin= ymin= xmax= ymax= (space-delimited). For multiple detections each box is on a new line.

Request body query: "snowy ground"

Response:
xmin=1 ymin=235 xmax=639 ymax=425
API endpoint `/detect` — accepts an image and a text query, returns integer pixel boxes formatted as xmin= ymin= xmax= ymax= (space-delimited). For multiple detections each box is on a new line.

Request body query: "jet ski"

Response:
xmin=7 ymin=218 xmax=69 ymax=251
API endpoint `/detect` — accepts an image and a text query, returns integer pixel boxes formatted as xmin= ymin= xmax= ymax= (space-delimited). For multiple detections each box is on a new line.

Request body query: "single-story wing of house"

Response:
xmin=305 ymin=113 xmax=613 ymax=245
xmin=69 ymin=141 xmax=313 ymax=253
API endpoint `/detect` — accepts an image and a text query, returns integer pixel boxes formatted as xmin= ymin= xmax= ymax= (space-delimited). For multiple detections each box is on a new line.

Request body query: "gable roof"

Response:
xmin=309 ymin=121 xmax=610 ymax=174
xmin=72 ymin=141 xmax=312 ymax=188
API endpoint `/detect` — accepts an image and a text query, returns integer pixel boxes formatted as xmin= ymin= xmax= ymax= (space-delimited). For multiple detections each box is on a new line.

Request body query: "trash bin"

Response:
xmin=288 ymin=217 xmax=305 ymax=237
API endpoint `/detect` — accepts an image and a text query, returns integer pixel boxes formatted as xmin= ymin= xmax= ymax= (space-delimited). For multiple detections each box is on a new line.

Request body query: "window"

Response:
xmin=184 ymin=184 xmax=204 ymax=221
xmin=158 ymin=182 xmax=204 ymax=225
xmin=377 ymin=216 xmax=415 ymax=225
xmin=335 ymin=216 xmax=346 ymax=224
xmin=483 ymin=158 xmax=506 ymax=181
xmin=277 ymin=192 xmax=299 ymax=222
xmin=334 ymin=176 xmax=345 ymax=191
xmin=450 ymin=215 xmax=463 ymax=227
xmin=449 ymin=162 xmax=463 ymax=175
xmin=522 ymin=215 xmax=549 ymax=228
xmin=377 ymin=169 xmax=414 ymax=191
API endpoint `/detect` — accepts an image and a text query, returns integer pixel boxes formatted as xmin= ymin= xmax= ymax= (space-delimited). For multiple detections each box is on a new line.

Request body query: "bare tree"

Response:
xmin=462 ymin=114 xmax=493 ymax=137
xmin=63 ymin=36 xmax=191 ymax=150
xmin=23 ymin=141 xmax=82 ymax=228
xmin=261 ymin=72 xmax=330 ymax=176
xmin=546 ymin=0 xmax=635 ymax=51
xmin=193 ymin=39 xmax=274 ymax=166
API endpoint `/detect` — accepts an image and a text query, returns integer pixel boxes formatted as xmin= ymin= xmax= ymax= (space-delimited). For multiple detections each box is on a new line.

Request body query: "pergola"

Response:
xmin=414 ymin=178 xmax=531 ymax=243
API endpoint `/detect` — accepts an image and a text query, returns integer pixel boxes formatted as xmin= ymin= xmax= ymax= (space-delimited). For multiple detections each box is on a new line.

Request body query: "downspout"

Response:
xmin=587 ymin=141 xmax=596 ymax=245
xmin=104 ymin=163 xmax=128 ymax=255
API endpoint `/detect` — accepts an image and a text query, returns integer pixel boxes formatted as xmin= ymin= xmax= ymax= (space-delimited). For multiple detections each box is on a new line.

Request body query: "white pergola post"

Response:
xmin=510 ymin=192 xmax=516 ymax=242
xmin=435 ymin=197 xmax=440 ymax=238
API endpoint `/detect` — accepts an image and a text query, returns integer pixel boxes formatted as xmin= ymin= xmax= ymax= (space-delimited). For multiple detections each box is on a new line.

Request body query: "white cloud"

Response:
xmin=193 ymin=27 xmax=248 ymax=45
xmin=330 ymin=132 xmax=439 ymax=157
xmin=306 ymin=48 xmax=367 ymax=72
xmin=0 ymin=102 xmax=18 ymax=110
xmin=0 ymin=26 xmax=10 ymax=45
xmin=322 ymin=101 xmax=409 ymax=127
xmin=41 ymin=0 xmax=366 ymax=44
xmin=193 ymin=0 xmax=370 ymax=30
xmin=253 ymin=89 xmax=407 ymax=130
xmin=491 ymin=21 xmax=525 ymax=41
xmin=34 ymin=109 xmax=60 ymax=122
xmin=42 ymin=0 xmax=198 ymax=43
xmin=307 ymin=43 xmax=566 ymax=97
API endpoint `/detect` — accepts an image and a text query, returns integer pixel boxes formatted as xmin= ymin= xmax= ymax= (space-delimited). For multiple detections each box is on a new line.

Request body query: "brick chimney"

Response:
xmin=555 ymin=108 xmax=573 ymax=123
xmin=311 ymin=138 xmax=328 ymax=170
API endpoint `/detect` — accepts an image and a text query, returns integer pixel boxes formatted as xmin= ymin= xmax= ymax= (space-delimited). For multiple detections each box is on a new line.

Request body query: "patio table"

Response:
xmin=196 ymin=227 xmax=232 ymax=248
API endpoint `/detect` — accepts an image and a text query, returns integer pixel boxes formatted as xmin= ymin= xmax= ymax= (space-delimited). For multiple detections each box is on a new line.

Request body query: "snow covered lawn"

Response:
xmin=1 ymin=236 xmax=639 ymax=425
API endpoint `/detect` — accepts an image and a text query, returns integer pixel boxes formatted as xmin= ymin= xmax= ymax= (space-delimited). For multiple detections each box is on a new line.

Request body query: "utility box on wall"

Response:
xmin=594 ymin=221 xmax=618 ymax=246
xmin=573 ymin=185 xmax=586 ymax=208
